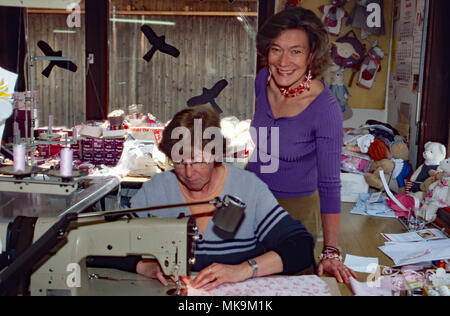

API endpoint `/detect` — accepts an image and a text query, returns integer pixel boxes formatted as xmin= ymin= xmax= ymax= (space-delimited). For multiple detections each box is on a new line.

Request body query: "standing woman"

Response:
xmin=247 ymin=7 xmax=356 ymax=283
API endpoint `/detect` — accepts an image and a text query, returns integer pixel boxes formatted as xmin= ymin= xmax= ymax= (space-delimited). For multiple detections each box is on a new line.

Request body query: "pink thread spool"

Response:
xmin=60 ymin=147 xmax=73 ymax=178
xmin=72 ymin=127 xmax=77 ymax=142
xmin=48 ymin=115 xmax=54 ymax=134
xmin=13 ymin=122 xmax=19 ymax=138
xmin=13 ymin=143 xmax=26 ymax=172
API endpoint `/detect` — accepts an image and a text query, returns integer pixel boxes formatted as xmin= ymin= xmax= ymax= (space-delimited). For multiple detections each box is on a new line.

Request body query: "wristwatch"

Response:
xmin=247 ymin=258 xmax=258 ymax=278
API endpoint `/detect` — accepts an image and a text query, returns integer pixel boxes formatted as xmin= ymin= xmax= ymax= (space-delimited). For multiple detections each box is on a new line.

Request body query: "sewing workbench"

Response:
xmin=316 ymin=202 xmax=410 ymax=296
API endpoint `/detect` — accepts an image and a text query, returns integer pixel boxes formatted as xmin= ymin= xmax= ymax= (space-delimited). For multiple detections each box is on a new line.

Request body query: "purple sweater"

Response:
xmin=247 ymin=68 xmax=343 ymax=214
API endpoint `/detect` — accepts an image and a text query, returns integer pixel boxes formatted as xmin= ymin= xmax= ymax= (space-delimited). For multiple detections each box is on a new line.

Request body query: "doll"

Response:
xmin=357 ymin=41 xmax=384 ymax=90
xmin=416 ymin=158 xmax=450 ymax=222
xmin=319 ymin=0 xmax=349 ymax=37
xmin=330 ymin=67 xmax=349 ymax=112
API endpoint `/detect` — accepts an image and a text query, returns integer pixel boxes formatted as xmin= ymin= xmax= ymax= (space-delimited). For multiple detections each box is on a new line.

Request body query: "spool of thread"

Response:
xmin=72 ymin=127 xmax=77 ymax=142
xmin=60 ymin=148 xmax=73 ymax=178
xmin=13 ymin=122 xmax=20 ymax=143
xmin=13 ymin=143 xmax=26 ymax=172
xmin=48 ymin=115 xmax=54 ymax=134
xmin=13 ymin=122 xmax=19 ymax=137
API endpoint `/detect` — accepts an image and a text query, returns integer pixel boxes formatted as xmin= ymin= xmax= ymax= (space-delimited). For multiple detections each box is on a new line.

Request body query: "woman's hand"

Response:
xmin=317 ymin=258 xmax=357 ymax=284
xmin=136 ymin=259 xmax=169 ymax=286
xmin=186 ymin=262 xmax=253 ymax=291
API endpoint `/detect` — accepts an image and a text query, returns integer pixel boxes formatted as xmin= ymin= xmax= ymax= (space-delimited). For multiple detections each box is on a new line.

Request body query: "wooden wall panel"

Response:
xmin=111 ymin=0 xmax=257 ymax=12
xmin=109 ymin=13 xmax=258 ymax=122
xmin=24 ymin=0 xmax=258 ymax=127
xmin=27 ymin=13 xmax=86 ymax=128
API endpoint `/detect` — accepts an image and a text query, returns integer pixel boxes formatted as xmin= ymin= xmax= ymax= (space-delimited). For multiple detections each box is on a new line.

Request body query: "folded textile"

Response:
xmin=350 ymin=277 xmax=392 ymax=296
xmin=350 ymin=193 xmax=397 ymax=218
xmin=187 ymin=275 xmax=332 ymax=296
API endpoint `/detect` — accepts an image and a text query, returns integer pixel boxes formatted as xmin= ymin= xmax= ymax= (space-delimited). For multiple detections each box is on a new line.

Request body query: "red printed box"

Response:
xmin=93 ymin=138 xmax=104 ymax=149
xmin=104 ymin=138 xmax=116 ymax=149
xmin=94 ymin=152 xmax=104 ymax=159
xmin=104 ymin=158 xmax=116 ymax=166
xmin=105 ymin=152 xmax=116 ymax=159
xmin=83 ymin=152 xmax=93 ymax=160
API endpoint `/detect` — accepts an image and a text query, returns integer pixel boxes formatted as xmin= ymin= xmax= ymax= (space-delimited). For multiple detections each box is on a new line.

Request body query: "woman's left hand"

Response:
xmin=186 ymin=262 xmax=252 ymax=291
xmin=317 ymin=258 xmax=357 ymax=284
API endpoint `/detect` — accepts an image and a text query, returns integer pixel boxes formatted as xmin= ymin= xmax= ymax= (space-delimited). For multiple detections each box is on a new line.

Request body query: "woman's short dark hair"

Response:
xmin=257 ymin=7 xmax=330 ymax=78
xmin=159 ymin=105 xmax=227 ymax=162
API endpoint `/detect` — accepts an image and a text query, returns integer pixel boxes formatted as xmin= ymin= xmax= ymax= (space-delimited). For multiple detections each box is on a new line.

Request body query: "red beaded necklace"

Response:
xmin=267 ymin=69 xmax=313 ymax=98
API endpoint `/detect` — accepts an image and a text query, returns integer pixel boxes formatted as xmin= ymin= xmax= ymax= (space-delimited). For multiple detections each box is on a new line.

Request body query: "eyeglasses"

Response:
xmin=172 ymin=161 xmax=210 ymax=170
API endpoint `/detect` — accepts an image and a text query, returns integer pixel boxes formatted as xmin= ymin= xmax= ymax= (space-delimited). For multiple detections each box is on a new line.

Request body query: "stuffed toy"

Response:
xmin=420 ymin=169 xmax=443 ymax=198
xmin=319 ymin=0 xmax=349 ymax=36
xmin=364 ymin=137 xmax=412 ymax=192
xmin=331 ymin=41 xmax=361 ymax=67
xmin=367 ymin=137 xmax=390 ymax=161
xmin=409 ymin=142 xmax=446 ymax=193
xmin=415 ymin=158 xmax=450 ymax=222
xmin=330 ymin=67 xmax=349 ymax=112
xmin=357 ymin=41 xmax=384 ymax=90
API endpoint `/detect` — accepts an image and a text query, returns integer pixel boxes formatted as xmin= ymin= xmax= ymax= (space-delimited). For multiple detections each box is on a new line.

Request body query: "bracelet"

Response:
xmin=322 ymin=245 xmax=341 ymax=255
xmin=319 ymin=245 xmax=342 ymax=263
xmin=319 ymin=252 xmax=343 ymax=262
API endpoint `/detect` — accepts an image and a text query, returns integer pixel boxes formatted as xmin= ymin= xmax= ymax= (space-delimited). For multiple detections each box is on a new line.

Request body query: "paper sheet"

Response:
xmin=344 ymin=255 xmax=379 ymax=274
xmin=379 ymin=239 xmax=450 ymax=267
xmin=187 ymin=275 xmax=332 ymax=296
xmin=381 ymin=229 xmax=448 ymax=243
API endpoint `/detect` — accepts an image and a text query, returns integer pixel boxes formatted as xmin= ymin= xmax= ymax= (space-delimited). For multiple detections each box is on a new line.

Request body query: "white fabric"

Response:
xmin=187 ymin=275 xmax=332 ymax=296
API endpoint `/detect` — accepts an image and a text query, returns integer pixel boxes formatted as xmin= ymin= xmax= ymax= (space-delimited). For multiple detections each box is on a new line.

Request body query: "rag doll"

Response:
xmin=364 ymin=137 xmax=412 ymax=192
xmin=319 ymin=0 xmax=349 ymax=36
xmin=330 ymin=67 xmax=349 ymax=112
xmin=357 ymin=41 xmax=384 ymax=90
xmin=415 ymin=158 xmax=450 ymax=222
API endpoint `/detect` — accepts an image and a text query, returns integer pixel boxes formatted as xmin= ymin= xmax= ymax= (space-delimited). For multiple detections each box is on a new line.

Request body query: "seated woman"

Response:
xmin=130 ymin=105 xmax=315 ymax=290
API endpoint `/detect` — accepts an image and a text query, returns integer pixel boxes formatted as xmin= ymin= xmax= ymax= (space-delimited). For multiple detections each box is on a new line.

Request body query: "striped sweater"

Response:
xmin=130 ymin=163 xmax=314 ymax=273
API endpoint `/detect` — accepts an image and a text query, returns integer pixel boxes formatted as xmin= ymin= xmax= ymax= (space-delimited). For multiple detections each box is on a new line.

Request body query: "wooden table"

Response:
xmin=315 ymin=202 xmax=409 ymax=296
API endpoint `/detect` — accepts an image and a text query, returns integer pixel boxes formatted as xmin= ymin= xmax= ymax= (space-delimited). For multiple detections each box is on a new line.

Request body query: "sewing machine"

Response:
xmin=0 ymin=215 xmax=198 ymax=296
xmin=0 ymin=195 xmax=244 ymax=296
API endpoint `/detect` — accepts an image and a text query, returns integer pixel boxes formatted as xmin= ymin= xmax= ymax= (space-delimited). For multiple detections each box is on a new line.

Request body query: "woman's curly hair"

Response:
xmin=257 ymin=7 xmax=330 ymax=78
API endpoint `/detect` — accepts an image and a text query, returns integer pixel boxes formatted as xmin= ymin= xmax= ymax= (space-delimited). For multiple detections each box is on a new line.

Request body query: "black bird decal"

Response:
xmin=187 ymin=79 xmax=228 ymax=114
xmin=141 ymin=25 xmax=180 ymax=62
xmin=37 ymin=41 xmax=78 ymax=78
